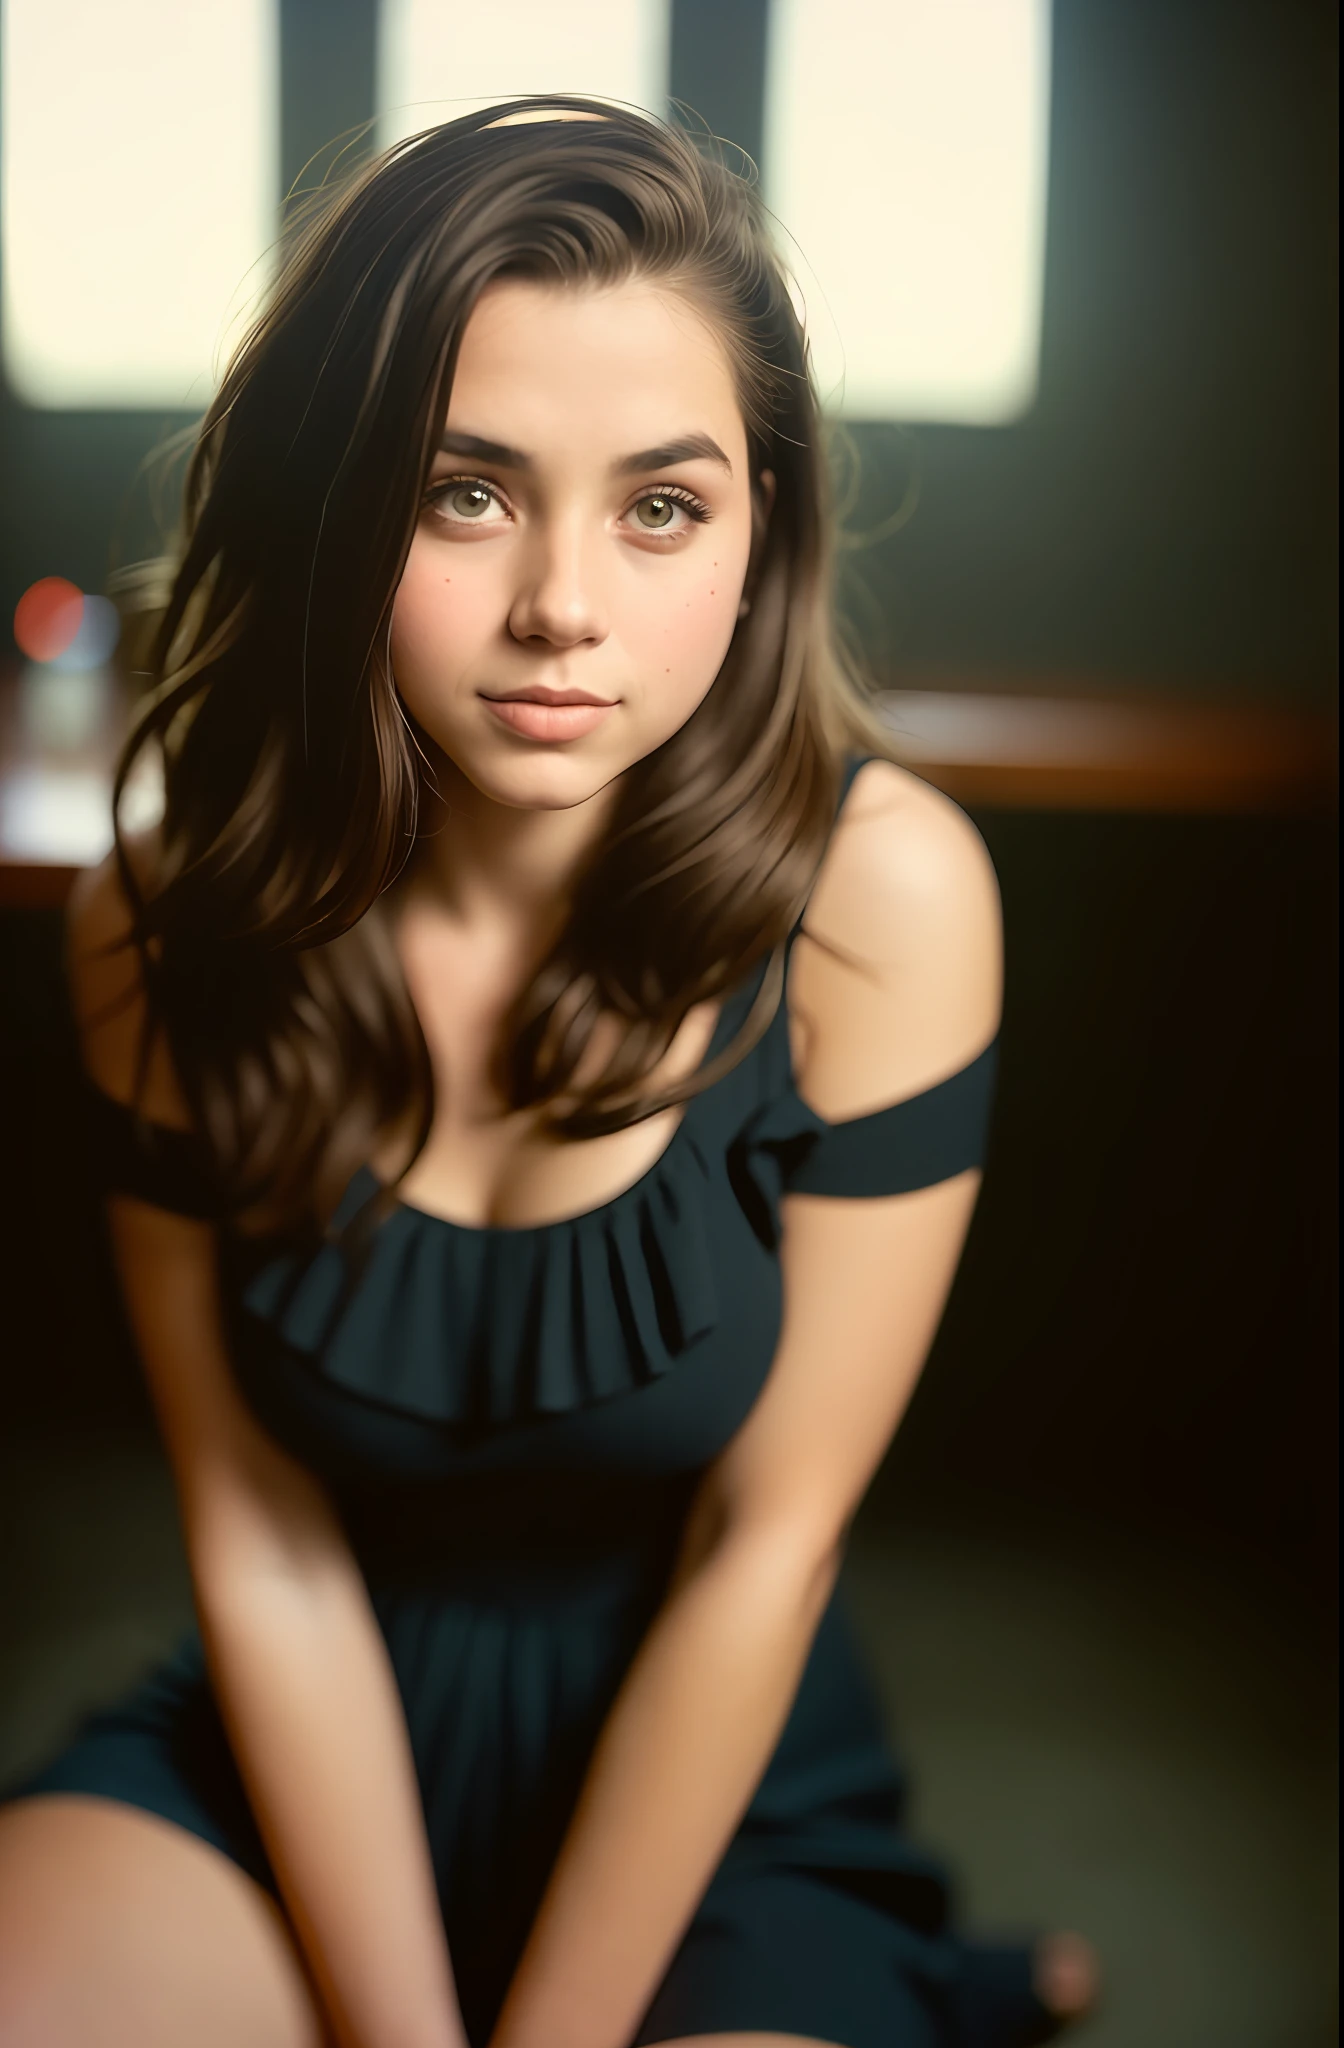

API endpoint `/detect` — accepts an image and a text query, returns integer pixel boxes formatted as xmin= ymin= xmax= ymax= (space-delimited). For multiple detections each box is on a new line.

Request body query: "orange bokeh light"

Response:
xmin=14 ymin=576 xmax=85 ymax=662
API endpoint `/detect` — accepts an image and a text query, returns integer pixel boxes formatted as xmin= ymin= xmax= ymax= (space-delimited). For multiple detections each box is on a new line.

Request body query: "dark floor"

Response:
xmin=1 ymin=1426 xmax=1335 ymax=2048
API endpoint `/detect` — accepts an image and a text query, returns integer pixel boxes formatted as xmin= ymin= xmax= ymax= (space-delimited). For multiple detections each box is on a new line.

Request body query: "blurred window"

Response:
xmin=763 ymin=0 xmax=1052 ymax=424
xmin=377 ymin=0 xmax=671 ymax=152
xmin=1 ymin=0 xmax=279 ymax=408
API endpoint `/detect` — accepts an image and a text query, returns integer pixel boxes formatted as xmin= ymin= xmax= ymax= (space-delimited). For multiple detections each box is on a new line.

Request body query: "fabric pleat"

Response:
xmin=236 ymin=1020 xmax=998 ymax=1427
xmin=237 ymin=1120 xmax=728 ymax=1426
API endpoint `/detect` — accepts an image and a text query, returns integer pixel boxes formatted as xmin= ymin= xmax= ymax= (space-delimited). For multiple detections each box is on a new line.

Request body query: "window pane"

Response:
xmin=763 ymin=0 xmax=1052 ymax=424
xmin=2 ymin=0 xmax=278 ymax=409
xmin=377 ymin=0 xmax=671 ymax=151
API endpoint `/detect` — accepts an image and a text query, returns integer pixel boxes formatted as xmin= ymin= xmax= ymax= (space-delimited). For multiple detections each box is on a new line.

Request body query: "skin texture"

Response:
xmin=0 ymin=110 xmax=1096 ymax=2048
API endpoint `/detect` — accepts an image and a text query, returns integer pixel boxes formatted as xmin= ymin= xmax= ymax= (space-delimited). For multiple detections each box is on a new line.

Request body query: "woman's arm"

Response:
xmin=69 ymin=856 xmax=468 ymax=2048
xmin=488 ymin=763 xmax=1003 ymax=2048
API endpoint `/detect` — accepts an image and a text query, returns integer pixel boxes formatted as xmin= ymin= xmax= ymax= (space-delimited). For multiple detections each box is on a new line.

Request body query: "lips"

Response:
xmin=481 ymin=693 xmax=617 ymax=741
xmin=482 ymin=689 xmax=615 ymax=708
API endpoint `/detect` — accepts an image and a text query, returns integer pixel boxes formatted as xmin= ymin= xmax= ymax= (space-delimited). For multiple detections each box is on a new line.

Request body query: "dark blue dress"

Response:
xmin=8 ymin=758 xmax=1057 ymax=2048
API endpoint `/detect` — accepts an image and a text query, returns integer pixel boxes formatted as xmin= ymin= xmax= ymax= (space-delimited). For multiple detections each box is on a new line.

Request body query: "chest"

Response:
xmin=376 ymin=905 xmax=729 ymax=1230
xmin=233 ymin=923 xmax=801 ymax=1478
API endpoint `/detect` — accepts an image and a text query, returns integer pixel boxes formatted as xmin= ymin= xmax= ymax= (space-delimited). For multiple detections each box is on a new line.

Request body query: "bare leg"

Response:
xmin=0 ymin=1795 xmax=328 ymax=2048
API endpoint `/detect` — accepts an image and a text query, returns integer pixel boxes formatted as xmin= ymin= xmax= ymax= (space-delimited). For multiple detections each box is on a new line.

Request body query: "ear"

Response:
xmin=756 ymin=467 xmax=777 ymax=523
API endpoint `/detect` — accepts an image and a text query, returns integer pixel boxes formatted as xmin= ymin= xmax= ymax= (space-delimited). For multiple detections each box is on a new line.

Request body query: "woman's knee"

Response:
xmin=0 ymin=1793 xmax=325 ymax=2048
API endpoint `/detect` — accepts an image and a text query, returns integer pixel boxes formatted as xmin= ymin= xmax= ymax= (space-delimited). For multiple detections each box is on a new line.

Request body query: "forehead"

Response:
xmin=448 ymin=278 xmax=743 ymax=444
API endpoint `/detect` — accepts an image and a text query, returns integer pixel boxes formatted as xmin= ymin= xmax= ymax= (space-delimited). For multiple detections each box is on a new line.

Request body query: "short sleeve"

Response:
xmin=83 ymin=1078 xmax=224 ymax=1220
xmin=782 ymin=1038 xmax=999 ymax=1198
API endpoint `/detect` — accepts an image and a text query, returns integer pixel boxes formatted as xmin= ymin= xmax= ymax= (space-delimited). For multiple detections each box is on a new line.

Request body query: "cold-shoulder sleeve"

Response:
xmin=83 ymin=1079 xmax=224 ymax=1219
xmin=746 ymin=750 xmax=1000 ymax=1198
xmin=785 ymin=1038 xmax=999 ymax=1196
xmin=742 ymin=1038 xmax=999 ymax=1205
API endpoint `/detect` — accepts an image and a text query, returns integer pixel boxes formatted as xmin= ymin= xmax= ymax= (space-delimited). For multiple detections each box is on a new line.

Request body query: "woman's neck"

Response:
xmin=399 ymin=751 xmax=621 ymax=944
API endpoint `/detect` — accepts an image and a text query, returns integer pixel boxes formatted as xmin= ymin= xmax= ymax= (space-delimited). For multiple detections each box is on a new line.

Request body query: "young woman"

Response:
xmin=0 ymin=98 xmax=1097 ymax=2048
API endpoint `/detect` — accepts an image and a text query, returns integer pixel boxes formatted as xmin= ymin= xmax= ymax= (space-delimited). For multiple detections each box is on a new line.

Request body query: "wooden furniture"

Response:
xmin=0 ymin=659 xmax=1335 ymax=911
xmin=880 ymin=685 xmax=1336 ymax=814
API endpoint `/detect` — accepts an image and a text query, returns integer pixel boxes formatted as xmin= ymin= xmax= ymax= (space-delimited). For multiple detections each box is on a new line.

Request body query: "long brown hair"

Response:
xmin=113 ymin=93 xmax=895 ymax=1235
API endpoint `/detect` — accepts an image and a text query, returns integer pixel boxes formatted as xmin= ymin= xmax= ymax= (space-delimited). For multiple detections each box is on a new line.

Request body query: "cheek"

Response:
xmin=389 ymin=543 xmax=487 ymax=698
xmin=638 ymin=554 xmax=748 ymax=701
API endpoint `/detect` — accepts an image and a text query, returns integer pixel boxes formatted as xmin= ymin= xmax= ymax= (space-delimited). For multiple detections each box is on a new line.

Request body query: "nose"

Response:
xmin=507 ymin=516 xmax=608 ymax=652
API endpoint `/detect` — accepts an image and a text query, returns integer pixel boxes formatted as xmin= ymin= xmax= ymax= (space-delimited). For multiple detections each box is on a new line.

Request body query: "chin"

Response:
xmin=459 ymin=740 xmax=630 ymax=812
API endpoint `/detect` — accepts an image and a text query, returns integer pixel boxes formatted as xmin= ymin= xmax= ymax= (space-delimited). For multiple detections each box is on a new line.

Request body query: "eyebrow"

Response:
xmin=436 ymin=429 xmax=733 ymax=479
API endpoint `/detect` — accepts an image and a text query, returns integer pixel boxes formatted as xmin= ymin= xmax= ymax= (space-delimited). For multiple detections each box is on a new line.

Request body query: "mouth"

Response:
xmin=479 ymin=690 xmax=618 ymax=742
xmin=480 ymin=688 xmax=616 ymax=708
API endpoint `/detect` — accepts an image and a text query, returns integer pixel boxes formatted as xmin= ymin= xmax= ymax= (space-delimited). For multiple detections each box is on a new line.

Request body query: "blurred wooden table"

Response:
xmin=880 ymin=683 xmax=1337 ymax=814
xmin=0 ymin=659 xmax=1336 ymax=911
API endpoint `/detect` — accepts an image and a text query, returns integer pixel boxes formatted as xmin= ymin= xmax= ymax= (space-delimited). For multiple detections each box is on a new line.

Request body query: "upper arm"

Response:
xmin=695 ymin=763 xmax=1003 ymax=1560
xmin=787 ymin=759 xmax=1002 ymax=1117
xmin=68 ymin=852 xmax=348 ymax=1589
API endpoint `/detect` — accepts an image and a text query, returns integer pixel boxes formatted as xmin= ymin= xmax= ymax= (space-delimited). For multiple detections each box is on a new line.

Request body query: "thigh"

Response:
xmin=0 ymin=1794 xmax=328 ymax=2048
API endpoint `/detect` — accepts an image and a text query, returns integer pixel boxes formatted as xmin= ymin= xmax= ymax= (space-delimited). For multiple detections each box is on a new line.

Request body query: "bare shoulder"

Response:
xmin=805 ymin=758 xmax=1001 ymax=960
xmin=66 ymin=831 xmax=189 ymax=1125
xmin=787 ymin=759 xmax=1003 ymax=1119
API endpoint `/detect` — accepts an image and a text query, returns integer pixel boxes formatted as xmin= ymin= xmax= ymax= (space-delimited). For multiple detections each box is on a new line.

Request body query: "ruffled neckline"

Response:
xmin=236 ymin=961 xmax=796 ymax=1426
xmin=238 ymin=1122 xmax=728 ymax=1423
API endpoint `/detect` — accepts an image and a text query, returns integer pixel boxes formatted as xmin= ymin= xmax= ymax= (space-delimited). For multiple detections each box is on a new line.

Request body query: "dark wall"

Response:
xmin=889 ymin=807 xmax=1337 ymax=1608
xmin=0 ymin=0 xmax=1336 ymax=700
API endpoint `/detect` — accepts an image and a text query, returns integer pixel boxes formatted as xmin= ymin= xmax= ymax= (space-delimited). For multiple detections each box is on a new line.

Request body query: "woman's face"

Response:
xmin=390 ymin=274 xmax=774 ymax=813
